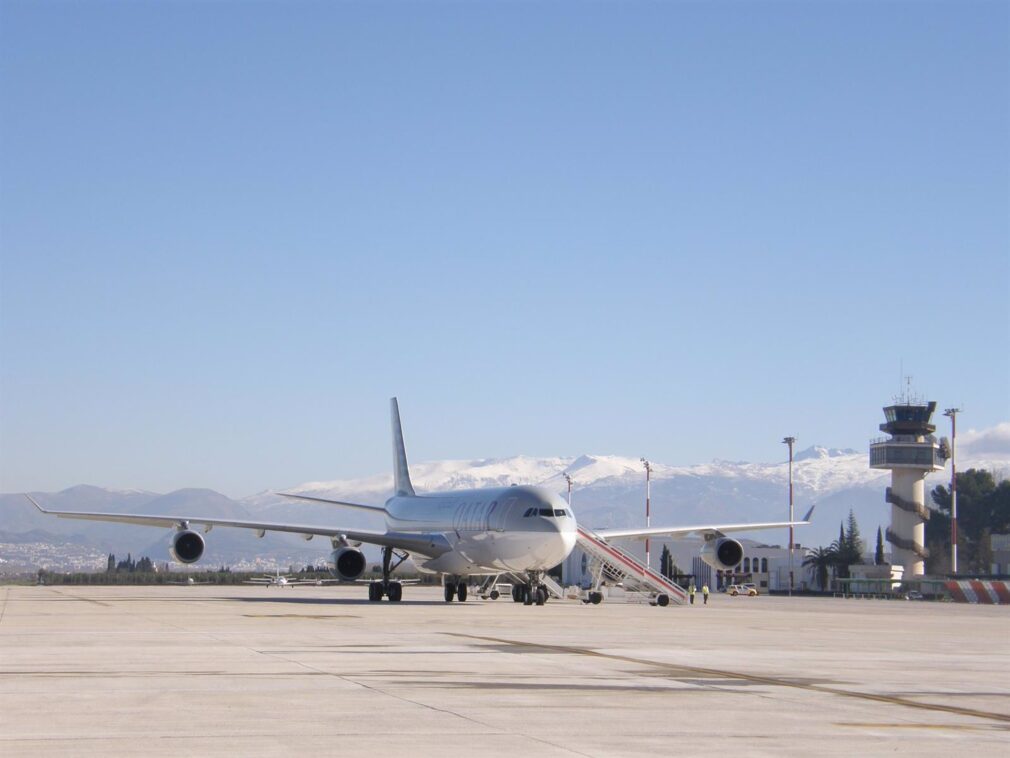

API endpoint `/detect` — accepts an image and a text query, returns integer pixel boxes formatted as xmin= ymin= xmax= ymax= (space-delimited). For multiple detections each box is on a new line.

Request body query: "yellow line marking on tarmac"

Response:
xmin=448 ymin=633 xmax=1010 ymax=726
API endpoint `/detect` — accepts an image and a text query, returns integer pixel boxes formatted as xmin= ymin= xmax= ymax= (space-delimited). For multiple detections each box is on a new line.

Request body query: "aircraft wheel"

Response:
xmin=656 ymin=594 xmax=670 ymax=607
xmin=489 ymin=590 xmax=500 ymax=600
xmin=387 ymin=582 xmax=402 ymax=602
xmin=456 ymin=582 xmax=468 ymax=602
xmin=511 ymin=585 xmax=522 ymax=602
xmin=522 ymin=585 xmax=533 ymax=605
xmin=589 ymin=591 xmax=603 ymax=605
xmin=368 ymin=582 xmax=383 ymax=601
xmin=535 ymin=587 xmax=546 ymax=606
xmin=444 ymin=582 xmax=456 ymax=602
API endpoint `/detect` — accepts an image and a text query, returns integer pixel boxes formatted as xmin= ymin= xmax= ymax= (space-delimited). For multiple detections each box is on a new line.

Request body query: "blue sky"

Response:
xmin=1 ymin=1 xmax=1007 ymax=497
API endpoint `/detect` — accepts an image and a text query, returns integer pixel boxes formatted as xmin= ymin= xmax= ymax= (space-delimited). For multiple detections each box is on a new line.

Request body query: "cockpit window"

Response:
xmin=524 ymin=507 xmax=569 ymax=518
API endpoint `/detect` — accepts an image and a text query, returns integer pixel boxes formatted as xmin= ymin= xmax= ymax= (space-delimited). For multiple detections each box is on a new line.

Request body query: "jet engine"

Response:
xmin=699 ymin=537 xmax=744 ymax=571
xmin=330 ymin=547 xmax=367 ymax=581
xmin=170 ymin=530 xmax=206 ymax=564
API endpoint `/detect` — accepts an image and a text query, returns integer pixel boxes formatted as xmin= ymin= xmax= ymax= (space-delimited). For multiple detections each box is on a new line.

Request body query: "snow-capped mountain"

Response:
xmin=248 ymin=444 xmax=1008 ymax=548
xmin=6 ymin=443 xmax=1007 ymax=570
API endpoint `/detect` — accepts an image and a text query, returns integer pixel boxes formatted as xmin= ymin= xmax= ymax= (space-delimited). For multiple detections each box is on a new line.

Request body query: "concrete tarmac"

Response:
xmin=0 ymin=584 xmax=1007 ymax=757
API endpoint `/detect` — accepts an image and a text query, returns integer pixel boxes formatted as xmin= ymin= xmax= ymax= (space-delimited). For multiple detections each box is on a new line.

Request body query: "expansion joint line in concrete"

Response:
xmin=446 ymin=633 xmax=1010 ymax=727
xmin=885 ymin=528 xmax=929 ymax=559
xmin=248 ymin=647 xmax=593 ymax=758
xmin=885 ymin=487 xmax=932 ymax=521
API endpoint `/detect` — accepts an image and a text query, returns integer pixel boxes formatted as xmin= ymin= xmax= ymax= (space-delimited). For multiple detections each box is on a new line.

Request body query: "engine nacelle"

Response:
xmin=699 ymin=537 xmax=744 ymax=571
xmin=330 ymin=547 xmax=366 ymax=581
xmin=170 ymin=530 xmax=205 ymax=564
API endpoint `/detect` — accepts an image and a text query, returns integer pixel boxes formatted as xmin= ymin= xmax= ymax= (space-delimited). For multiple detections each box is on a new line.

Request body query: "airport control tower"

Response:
xmin=870 ymin=397 xmax=949 ymax=577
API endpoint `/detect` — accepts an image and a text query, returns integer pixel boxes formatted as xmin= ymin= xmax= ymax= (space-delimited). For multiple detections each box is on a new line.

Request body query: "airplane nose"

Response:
xmin=560 ymin=526 xmax=576 ymax=555
xmin=540 ymin=517 xmax=577 ymax=564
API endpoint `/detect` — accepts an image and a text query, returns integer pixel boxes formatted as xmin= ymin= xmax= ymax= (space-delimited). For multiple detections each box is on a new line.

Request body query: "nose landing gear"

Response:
xmin=510 ymin=572 xmax=550 ymax=606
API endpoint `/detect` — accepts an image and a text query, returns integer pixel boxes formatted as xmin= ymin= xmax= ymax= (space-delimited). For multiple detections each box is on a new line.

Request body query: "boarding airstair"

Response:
xmin=539 ymin=573 xmax=565 ymax=599
xmin=577 ymin=526 xmax=688 ymax=606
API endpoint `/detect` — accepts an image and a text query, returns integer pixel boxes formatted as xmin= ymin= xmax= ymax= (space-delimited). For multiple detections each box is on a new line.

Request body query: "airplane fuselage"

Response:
xmin=383 ymin=485 xmax=577 ymax=575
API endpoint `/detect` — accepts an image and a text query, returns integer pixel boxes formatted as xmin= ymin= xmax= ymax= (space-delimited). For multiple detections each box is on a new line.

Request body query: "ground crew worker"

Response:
xmin=689 ymin=583 xmax=696 ymax=605
xmin=702 ymin=584 xmax=710 ymax=605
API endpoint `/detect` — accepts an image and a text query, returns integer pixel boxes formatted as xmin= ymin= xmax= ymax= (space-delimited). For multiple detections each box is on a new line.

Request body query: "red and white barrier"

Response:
xmin=945 ymin=580 xmax=1010 ymax=604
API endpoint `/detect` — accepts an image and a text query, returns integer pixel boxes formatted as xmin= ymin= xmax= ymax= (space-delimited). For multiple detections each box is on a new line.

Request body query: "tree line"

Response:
xmin=800 ymin=468 xmax=1009 ymax=589
xmin=802 ymin=509 xmax=867 ymax=591
xmin=926 ymin=468 xmax=1010 ymax=574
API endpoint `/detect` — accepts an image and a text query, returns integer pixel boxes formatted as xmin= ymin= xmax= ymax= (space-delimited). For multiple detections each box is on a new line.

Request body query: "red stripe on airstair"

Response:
xmin=577 ymin=527 xmax=687 ymax=600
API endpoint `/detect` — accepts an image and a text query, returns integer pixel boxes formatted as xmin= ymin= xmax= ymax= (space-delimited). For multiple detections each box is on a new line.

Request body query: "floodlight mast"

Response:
xmin=562 ymin=472 xmax=573 ymax=508
xmin=782 ymin=437 xmax=796 ymax=597
xmin=943 ymin=408 xmax=961 ymax=574
xmin=641 ymin=458 xmax=652 ymax=569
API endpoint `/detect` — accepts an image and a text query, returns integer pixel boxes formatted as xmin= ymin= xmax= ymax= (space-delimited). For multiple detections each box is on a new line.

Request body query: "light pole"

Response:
xmin=782 ymin=437 xmax=796 ymax=596
xmin=944 ymin=408 xmax=961 ymax=574
xmin=640 ymin=458 xmax=652 ymax=570
xmin=562 ymin=472 xmax=573 ymax=508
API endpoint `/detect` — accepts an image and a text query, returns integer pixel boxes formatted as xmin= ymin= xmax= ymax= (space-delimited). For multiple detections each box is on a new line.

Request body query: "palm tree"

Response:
xmin=803 ymin=546 xmax=836 ymax=592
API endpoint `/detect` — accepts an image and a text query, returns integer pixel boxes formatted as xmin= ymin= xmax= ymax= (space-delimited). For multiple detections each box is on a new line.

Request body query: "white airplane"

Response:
xmin=166 ymin=576 xmax=211 ymax=586
xmin=243 ymin=569 xmax=331 ymax=587
xmin=27 ymin=398 xmax=811 ymax=606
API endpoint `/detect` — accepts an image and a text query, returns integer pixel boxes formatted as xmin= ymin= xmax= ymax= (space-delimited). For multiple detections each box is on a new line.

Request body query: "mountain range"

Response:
xmin=5 ymin=444 xmax=1008 ymax=570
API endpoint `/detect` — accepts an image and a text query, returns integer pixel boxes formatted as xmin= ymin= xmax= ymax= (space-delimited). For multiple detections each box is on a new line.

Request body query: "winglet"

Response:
xmin=802 ymin=504 xmax=816 ymax=522
xmin=25 ymin=494 xmax=48 ymax=513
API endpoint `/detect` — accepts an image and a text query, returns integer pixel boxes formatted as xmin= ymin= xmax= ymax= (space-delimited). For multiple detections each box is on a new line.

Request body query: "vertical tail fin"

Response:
xmin=390 ymin=397 xmax=415 ymax=496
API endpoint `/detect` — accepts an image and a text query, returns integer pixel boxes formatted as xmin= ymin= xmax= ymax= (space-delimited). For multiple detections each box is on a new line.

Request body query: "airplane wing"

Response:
xmin=595 ymin=506 xmax=815 ymax=541
xmin=277 ymin=493 xmax=386 ymax=513
xmin=25 ymin=495 xmax=452 ymax=557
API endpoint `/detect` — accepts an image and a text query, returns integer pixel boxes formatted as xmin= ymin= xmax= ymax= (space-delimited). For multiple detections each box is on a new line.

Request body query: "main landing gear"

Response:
xmin=367 ymin=546 xmax=407 ymax=602
xmin=369 ymin=580 xmax=402 ymax=602
xmin=443 ymin=579 xmax=468 ymax=602
xmin=510 ymin=572 xmax=549 ymax=606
